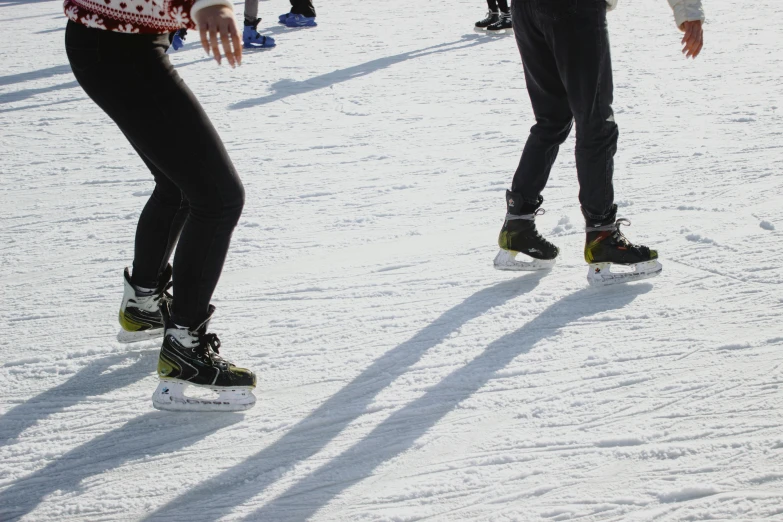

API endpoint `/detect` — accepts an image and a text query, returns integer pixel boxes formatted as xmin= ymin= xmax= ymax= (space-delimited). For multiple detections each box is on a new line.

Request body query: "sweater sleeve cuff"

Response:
xmin=190 ymin=0 xmax=234 ymax=27
xmin=670 ymin=1 xmax=705 ymax=30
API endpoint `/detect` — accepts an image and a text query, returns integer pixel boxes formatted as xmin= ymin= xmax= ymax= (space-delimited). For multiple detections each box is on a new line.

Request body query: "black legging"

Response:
xmin=65 ymin=21 xmax=244 ymax=328
xmin=487 ymin=0 xmax=509 ymax=13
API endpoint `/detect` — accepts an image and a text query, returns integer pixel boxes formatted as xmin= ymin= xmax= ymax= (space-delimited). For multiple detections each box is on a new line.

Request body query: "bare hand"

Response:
xmin=195 ymin=5 xmax=242 ymax=67
xmin=680 ymin=20 xmax=703 ymax=59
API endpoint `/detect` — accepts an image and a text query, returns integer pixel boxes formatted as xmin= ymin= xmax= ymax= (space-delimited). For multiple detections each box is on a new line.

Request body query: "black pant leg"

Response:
xmin=65 ymin=21 xmax=244 ymax=327
xmin=546 ymin=0 xmax=617 ymax=221
xmin=290 ymin=0 xmax=316 ymax=17
xmin=509 ymin=0 xmax=574 ymax=211
xmin=126 ymin=138 xmax=189 ymax=289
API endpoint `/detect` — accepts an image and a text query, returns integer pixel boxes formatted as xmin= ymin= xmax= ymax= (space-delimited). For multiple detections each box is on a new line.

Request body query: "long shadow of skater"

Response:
xmin=0 ymin=411 xmax=242 ymax=521
xmin=142 ymin=273 xmax=545 ymax=521
xmin=230 ymin=34 xmax=492 ymax=110
xmin=0 ymin=349 xmax=158 ymax=446
xmin=0 ymin=0 xmax=54 ymax=6
xmin=0 ymin=64 xmax=72 ymax=88
xmin=243 ymin=283 xmax=652 ymax=521
xmin=0 ymin=81 xmax=79 ymax=105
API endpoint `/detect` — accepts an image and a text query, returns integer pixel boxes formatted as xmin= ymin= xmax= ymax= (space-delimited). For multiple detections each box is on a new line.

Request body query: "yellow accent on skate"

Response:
xmin=157 ymin=353 xmax=179 ymax=378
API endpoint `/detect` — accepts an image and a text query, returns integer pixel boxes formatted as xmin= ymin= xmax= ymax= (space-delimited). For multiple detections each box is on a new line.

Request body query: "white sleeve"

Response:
xmin=190 ymin=0 xmax=234 ymax=26
xmin=667 ymin=0 xmax=705 ymax=29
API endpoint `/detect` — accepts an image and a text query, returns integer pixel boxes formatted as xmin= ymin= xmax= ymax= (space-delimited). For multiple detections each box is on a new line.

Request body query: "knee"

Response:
xmin=531 ymin=118 xmax=573 ymax=145
xmin=151 ymin=183 xmax=184 ymax=208
xmin=576 ymin=120 xmax=618 ymax=149
xmin=188 ymin=177 xmax=244 ymax=226
xmin=214 ymin=177 xmax=244 ymax=225
xmin=225 ymin=180 xmax=245 ymax=224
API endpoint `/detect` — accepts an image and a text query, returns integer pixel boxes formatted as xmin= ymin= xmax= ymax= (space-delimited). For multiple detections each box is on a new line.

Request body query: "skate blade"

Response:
xmin=474 ymin=26 xmax=488 ymax=33
xmin=117 ymin=328 xmax=163 ymax=344
xmin=493 ymin=249 xmax=556 ymax=271
xmin=586 ymin=260 xmax=662 ymax=287
xmin=486 ymin=28 xmax=513 ymax=35
xmin=152 ymin=379 xmax=256 ymax=412
xmin=243 ymin=42 xmax=275 ymax=49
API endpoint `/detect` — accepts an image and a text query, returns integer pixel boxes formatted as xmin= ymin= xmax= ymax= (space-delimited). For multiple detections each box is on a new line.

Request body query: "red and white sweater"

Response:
xmin=63 ymin=0 xmax=231 ymax=34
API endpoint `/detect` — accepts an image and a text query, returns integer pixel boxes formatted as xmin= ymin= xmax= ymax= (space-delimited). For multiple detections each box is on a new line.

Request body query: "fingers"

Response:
xmin=230 ymin=21 xmax=242 ymax=66
xmin=219 ymin=25 xmax=234 ymax=67
xmin=218 ymin=21 xmax=242 ymax=68
xmin=199 ymin=25 xmax=209 ymax=55
xmin=680 ymin=21 xmax=703 ymax=59
xmin=209 ymin=24 xmax=221 ymax=65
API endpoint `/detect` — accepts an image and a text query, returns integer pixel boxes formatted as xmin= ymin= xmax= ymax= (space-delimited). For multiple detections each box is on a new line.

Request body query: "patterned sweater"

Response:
xmin=63 ymin=0 xmax=231 ymax=34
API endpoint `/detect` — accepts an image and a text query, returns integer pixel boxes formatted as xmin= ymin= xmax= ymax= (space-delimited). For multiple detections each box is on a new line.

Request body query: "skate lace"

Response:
xmin=611 ymin=218 xmax=632 ymax=246
xmin=154 ymin=282 xmax=173 ymax=305
xmin=531 ymin=209 xmax=553 ymax=244
xmin=193 ymin=333 xmax=230 ymax=367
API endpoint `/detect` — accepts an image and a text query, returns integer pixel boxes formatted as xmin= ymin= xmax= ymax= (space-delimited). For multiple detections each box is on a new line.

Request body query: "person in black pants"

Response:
xmin=475 ymin=0 xmax=512 ymax=33
xmin=494 ymin=0 xmax=703 ymax=285
xmin=65 ymin=2 xmax=257 ymax=411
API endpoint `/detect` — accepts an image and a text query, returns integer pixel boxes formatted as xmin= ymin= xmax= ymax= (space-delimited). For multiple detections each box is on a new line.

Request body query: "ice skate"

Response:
xmin=494 ymin=193 xmax=558 ymax=271
xmin=284 ymin=13 xmax=317 ymax=27
xmin=152 ymin=303 xmax=256 ymax=412
xmin=584 ymin=218 xmax=661 ymax=286
xmin=486 ymin=13 xmax=513 ymax=34
xmin=117 ymin=264 xmax=172 ymax=343
xmin=474 ymin=11 xmax=500 ymax=32
xmin=169 ymin=29 xmax=187 ymax=51
xmin=243 ymin=18 xmax=276 ymax=48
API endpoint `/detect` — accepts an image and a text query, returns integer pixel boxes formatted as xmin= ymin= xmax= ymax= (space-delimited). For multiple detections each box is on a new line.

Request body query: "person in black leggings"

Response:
xmin=65 ymin=2 xmax=257 ymax=411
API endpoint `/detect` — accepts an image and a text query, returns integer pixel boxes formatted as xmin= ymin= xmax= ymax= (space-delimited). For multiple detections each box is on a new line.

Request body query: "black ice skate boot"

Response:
xmin=117 ymin=264 xmax=172 ymax=343
xmin=494 ymin=192 xmax=559 ymax=271
xmin=486 ymin=12 xmax=512 ymax=34
xmin=153 ymin=302 xmax=257 ymax=412
xmin=584 ymin=207 xmax=662 ymax=286
xmin=475 ymin=10 xmax=500 ymax=31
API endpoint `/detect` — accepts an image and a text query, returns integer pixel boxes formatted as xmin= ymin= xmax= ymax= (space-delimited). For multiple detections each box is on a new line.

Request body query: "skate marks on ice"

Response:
xmin=142 ymin=274 xmax=545 ymax=521
xmin=0 ymin=349 xmax=158 ymax=446
xmin=230 ymin=35 xmax=493 ymax=110
xmin=144 ymin=282 xmax=649 ymax=522
xmin=0 ymin=411 xmax=242 ymax=521
xmin=239 ymin=285 xmax=650 ymax=522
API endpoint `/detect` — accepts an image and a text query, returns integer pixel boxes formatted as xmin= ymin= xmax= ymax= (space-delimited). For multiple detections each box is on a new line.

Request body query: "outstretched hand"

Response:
xmin=680 ymin=20 xmax=703 ymax=59
xmin=195 ymin=5 xmax=242 ymax=67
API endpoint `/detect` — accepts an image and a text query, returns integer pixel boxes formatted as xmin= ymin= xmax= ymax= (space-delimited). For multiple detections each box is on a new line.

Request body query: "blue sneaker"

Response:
xmin=243 ymin=19 xmax=276 ymax=48
xmin=278 ymin=12 xmax=293 ymax=23
xmin=284 ymin=14 xmax=317 ymax=27
xmin=171 ymin=29 xmax=187 ymax=51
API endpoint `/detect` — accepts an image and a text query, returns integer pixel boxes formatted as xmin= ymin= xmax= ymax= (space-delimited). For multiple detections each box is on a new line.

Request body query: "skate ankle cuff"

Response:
xmin=585 ymin=223 xmax=616 ymax=232
xmin=586 ymin=218 xmax=630 ymax=233
xmin=506 ymin=191 xmax=544 ymax=215
xmin=505 ymin=209 xmax=544 ymax=221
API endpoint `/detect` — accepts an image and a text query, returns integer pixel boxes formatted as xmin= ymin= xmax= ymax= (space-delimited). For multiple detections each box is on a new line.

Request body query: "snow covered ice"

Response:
xmin=1 ymin=0 xmax=783 ymax=520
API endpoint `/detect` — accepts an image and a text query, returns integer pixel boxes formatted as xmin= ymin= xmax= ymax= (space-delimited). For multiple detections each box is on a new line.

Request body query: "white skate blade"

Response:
xmin=586 ymin=260 xmax=662 ymax=287
xmin=493 ymin=249 xmax=556 ymax=271
xmin=152 ymin=379 xmax=256 ymax=412
xmin=486 ymin=28 xmax=513 ymax=35
xmin=473 ymin=26 xmax=488 ymax=33
xmin=117 ymin=328 xmax=163 ymax=344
